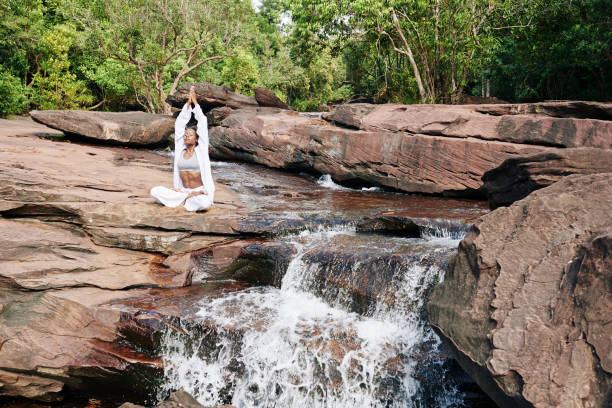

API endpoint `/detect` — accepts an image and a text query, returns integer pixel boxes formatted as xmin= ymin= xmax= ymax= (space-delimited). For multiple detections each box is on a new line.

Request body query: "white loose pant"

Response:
xmin=150 ymin=186 xmax=213 ymax=212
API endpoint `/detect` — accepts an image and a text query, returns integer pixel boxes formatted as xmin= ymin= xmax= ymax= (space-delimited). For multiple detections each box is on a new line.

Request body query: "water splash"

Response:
xmin=159 ymin=228 xmax=466 ymax=407
xmin=315 ymin=174 xmax=350 ymax=191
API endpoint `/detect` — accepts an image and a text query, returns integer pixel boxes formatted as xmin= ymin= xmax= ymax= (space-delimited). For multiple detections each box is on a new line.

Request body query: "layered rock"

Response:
xmin=473 ymin=100 xmax=612 ymax=120
xmin=0 ymin=125 xmax=491 ymax=403
xmin=483 ymin=147 xmax=612 ymax=209
xmin=254 ymin=87 xmax=294 ymax=110
xmin=0 ymin=130 xmax=249 ymax=402
xmin=208 ymin=107 xmax=545 ymax=197
xmin=30 ymin=110 xmax=175 ymax=145
xmin=427 ymin=173 xmax=612 ymax=408
xmin=323 ymin=103 xmax=612 ymax=148
xmin=166 ymin=82 xmax=258 ymax=111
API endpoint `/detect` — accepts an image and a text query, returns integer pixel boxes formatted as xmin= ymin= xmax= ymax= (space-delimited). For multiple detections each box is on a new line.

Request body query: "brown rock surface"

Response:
xmin=206 ymin=106 xmax=234 ymax=126
xmin=473 ymin=100 xmax=612 ymax=120
xmin=30 ymin=110 xmax=175 ymax=146
xmin=427 ymin=173 xmax=612 ymax=408
xmin=0 ymin=128 xmax=250 ymax=401
xmin=0 ymin=118 xmax=64 ymax=138
xmin=0 ymin=131 xmax=246 ymax=236
xmin=166 ymin=82 xmax=257 ymax=111
xmin=483 ymin=147 xmax=612 ymax=209
xmin=254 ymin=87 xmax=294 ymax=110
xmin=209 ymin=107 xmax=546 ymax=196
xmin=324 ymin=103 xmax=612 ymax=148
xmin=0 ymin=219 xmax=189 ymax=290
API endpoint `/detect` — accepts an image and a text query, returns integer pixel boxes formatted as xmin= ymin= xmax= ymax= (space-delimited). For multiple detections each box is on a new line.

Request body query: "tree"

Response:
xmin=288 ymin=0 xmax=540 ymax=103
xmin=484 ymin=0 xmax=612 ymax=101
xmin=62 ymin=0 xmax=252 ymax=113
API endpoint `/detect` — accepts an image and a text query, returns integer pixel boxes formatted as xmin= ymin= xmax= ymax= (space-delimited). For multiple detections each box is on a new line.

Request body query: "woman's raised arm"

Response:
xmin=174 ymin=101 xmax=192 ymax=147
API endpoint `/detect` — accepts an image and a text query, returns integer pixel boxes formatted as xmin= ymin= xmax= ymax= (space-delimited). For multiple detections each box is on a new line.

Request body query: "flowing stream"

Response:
xmin=158 ymin=227 xmax=467 ymax=407
xmin=143 ymin=159 xmax=490 ymax=407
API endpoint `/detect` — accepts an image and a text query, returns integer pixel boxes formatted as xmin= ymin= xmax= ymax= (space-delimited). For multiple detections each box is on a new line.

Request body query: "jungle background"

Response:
xmin=1 ymin=0 xmax=610 ymax=116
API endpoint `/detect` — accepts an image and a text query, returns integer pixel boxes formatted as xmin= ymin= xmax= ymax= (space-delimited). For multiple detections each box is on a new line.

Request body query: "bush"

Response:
xmin=0 ymin=68 xmax=27 ymax=117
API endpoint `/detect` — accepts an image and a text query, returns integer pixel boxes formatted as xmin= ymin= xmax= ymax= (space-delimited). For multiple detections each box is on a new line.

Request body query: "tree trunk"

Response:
xmin=392 ymin=11 xmax=428 ymax=103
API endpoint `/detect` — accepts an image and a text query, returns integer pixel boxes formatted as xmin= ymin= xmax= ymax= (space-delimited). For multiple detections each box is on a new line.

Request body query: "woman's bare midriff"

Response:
xmin=179 ymin=171 xmax=204 ymax=189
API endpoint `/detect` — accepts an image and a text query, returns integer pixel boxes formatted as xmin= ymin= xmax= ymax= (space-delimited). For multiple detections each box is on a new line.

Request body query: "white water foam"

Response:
xmin=159 ymin=228 xmax=465 ymax=407
xmin=315 ymin=174 xmax=382 ymax=193
xmin=315 ymin=174 xmax=350 ymax=190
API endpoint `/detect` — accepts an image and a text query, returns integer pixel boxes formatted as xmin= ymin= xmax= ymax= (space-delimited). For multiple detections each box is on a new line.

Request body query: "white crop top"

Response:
xmin=177 ymin=150 xmax=200 ymax=172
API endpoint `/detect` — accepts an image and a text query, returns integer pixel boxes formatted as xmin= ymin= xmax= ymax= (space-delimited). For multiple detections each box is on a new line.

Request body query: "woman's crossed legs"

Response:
xmin=150 ymin=186 xmax=213 ymax=211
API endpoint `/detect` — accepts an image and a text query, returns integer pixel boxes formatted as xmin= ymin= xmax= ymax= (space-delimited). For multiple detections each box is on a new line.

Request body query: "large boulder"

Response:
xmin=254 ymin=87 xmax=294 ymax=110
xmin=30 ymin=110 xmax=174 ymax=145
xmin=323 ymin=103 xmax=612 ymax=149
xmin=166 ymin=82 xmax=257 ymax=111
xmin=209 ymin=107 xmax=546 ymax=197
xmin=427 ymin=173 xmax=612 ymax=408
xmin=483 ymin=147 xmax=612 ymax=209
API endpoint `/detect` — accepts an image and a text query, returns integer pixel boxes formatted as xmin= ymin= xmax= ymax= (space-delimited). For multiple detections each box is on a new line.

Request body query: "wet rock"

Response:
xmin=155 ymin=390 xmax=235 ymax=408
xmin=427 ymin=173 xmax=612 ymax=408
xmin=119 ymin=403 xmax=145 ymax=408
xmin=324 ymin=103 xmax=612 ymax=148
xmin=0 ymin=370 xmax=63 ymax=402
xmin=166 ymin=82 xmax=257 ymax=111
xmin=223 ymin=241 xmax=296 ymax=286
xmin=356 ymin=215 xmax=469 ymax=239
xmin=0 ymin=288 xmax=163 ymax=402
xmin=254 ymin=87 xmax=294 ymax=110
xmin=483 ymin=147 xmax=612 ymax=209
xmin=29 ymin=110 xmax=174 ymax=146
xmin=209 ymin=107 xmax=545 ymax=197
xmin=299 ymin=235 xmax=455 ymax=314
xmin=0 ymin=284 xmax=246 ymax=403
xmin=169 ymin=239 xmax=296 ymax=286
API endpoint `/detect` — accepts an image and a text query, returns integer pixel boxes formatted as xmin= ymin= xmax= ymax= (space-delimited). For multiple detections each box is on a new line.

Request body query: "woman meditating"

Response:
xmin=150 ymin=86 xmax=215 ymax=211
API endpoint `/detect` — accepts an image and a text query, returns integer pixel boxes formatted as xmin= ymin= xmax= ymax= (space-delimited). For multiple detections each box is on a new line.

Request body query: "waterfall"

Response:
xmin=158 ymin=227 xmax=465 ymax=407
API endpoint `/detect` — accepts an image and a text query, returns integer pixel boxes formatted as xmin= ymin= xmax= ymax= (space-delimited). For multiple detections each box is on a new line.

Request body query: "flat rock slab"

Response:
xmin=30 ymin=110 xmax=175 ymax=146
xmin=0 ymin=118 xmax=64 ymax=138
xmin=166 ymin=82 xmax=258 ymax=111
xmin=0 ymin=132 xmax=246 ymax=239
xmin=209 ymin=107 xmax=546 ymax=197
xmin=324 ymin=103 xmax=612 ymax=149
xmin=473 ymin=100 xmax=612 ymax=120
xmin=427 ymin=173 xmax=612 ymax=408
xmin=483 ymin=147 xmax=612 ymax=208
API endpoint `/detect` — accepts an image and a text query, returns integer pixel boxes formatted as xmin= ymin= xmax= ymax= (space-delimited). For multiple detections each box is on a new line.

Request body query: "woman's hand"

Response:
xmin=189 ymin=86 xmax=197 ymax=106
xmin=186 ymin=191 xmax=206 ymax=199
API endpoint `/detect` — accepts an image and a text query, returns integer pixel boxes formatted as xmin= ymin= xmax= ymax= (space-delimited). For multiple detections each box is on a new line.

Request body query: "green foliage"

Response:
xmin=0 ymin=68 xmax=27 ymax=117
xmin=221 ymin=50 xmax=261 ymax=95
xmin=483 ymin=0 xmax=612 ymax=101
xmin=0 ymin=0 xmax=608 ymax=117
xmin=28 ymin=23 xmax=94 ymax=109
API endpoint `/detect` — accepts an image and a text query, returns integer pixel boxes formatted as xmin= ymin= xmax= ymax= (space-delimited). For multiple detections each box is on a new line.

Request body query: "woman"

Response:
xmin=150 ymin=86 xmax=215 ymax=211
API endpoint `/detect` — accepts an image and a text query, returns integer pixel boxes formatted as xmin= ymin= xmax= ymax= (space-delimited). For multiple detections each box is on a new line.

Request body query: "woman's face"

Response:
xmin=184 ymin=129 xmax=197 ymax=146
